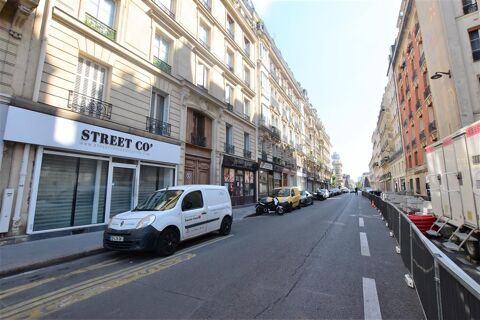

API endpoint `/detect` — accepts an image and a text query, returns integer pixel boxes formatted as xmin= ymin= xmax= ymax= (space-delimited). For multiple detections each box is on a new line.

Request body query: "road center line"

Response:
xmin=362 ymin=277 xmax=382 ymax=320
xmin=359 ymin=217 xmax=365 ymax=227
xmin=360 ymin=232 xmax=370 ymax=257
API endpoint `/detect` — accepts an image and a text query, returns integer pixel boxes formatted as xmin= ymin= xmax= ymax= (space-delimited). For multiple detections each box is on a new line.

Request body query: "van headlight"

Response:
xmin=135 ymin=215 xmax=156 ymax=229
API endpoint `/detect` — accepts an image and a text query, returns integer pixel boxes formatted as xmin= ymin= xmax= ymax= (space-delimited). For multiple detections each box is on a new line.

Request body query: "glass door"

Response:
xmin=109 ymin=165 xmax=137 ymax=217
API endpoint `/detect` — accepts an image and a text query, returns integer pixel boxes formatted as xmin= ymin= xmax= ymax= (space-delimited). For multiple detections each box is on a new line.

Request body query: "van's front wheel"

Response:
xmin=219 ymin=216 xmax=232 ymax=235
xmin=156 ymin=228 xmax=179 ymax=256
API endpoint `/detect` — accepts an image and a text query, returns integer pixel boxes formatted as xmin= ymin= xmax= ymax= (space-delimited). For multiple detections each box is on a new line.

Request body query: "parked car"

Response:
xmin=300 ymin=190 xmax=314 ymax=206
xmin=315 ymin=188 xmax=329 ymax=200
xmin=270 ymin=187 xmax=301 ymax=212
xmin=340 ymin=187 xmax=349 ymax=193
xmin=329 ymin=188 xmax=340 ymax=196
xmin=104 ymin=185 xmax=233 ymax=256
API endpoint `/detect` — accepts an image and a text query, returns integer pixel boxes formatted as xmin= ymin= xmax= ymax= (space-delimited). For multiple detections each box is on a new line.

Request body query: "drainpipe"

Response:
xmin=12 ymin=144 xmax=30 ymax=224
xmin=32 ymin=0 xmax=55 ymax=102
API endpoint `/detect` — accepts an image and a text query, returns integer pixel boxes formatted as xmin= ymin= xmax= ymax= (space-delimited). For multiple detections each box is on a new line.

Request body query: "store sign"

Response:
xmin=4 ymin=107 xmax=181 ymax=164
xmin=259 ymin=161 xmax=273 ymax=170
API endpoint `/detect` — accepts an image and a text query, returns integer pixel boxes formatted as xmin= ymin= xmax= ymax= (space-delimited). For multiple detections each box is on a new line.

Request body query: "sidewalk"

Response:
xmin=0 ymin=205 xmax=255 ymax=277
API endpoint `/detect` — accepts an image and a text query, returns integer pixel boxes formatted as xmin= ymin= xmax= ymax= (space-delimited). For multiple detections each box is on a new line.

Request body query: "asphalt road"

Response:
xmin=0 ymin=194 xmax=424 ymax=319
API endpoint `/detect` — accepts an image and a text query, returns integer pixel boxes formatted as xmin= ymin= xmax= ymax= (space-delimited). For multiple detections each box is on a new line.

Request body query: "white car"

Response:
xmin=104 ymin=185 xmax=233 ymax=256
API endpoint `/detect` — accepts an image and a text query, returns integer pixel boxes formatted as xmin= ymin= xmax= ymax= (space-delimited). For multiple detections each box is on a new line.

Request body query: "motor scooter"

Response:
xmin=255 ymin=196 xmax=284 ymax=215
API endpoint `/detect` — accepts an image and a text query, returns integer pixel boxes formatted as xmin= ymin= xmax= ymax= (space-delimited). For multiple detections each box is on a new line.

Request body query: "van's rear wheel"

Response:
xmin=156 ymin=228 xmax=179 ymax=256
xmin=219 ymin=216 xmax=232 ymax=235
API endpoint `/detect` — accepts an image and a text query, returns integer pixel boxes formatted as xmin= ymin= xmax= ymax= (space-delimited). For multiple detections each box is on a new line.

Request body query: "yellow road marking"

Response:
xmin=2 ymin=253 xmax=195 ymax=319
xmin=0 ymin=258 xmax=122 ymax=300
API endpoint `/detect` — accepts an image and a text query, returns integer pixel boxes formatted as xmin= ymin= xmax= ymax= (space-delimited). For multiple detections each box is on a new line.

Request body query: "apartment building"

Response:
xmin=0 ymin=0 xmax=332 ymax=238
xmin=332 ymin=152 xmax=343 ymax=188
xmin=392 ymin=0 xmax=439 ymax=197
xmin=415 ymin=0 xmax=479 ymax=137
xmin=255 ymin=20 xmax=331 ymax=196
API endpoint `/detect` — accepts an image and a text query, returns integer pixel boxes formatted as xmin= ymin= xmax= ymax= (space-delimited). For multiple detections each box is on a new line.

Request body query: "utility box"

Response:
xmin=0 ymin=188 xmax=14 ymax=233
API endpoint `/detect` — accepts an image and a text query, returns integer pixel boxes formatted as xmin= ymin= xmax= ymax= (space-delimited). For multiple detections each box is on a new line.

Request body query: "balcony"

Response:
xmin=243 ymin=149 xmax=252 ymax=159
xmin=224 ymin=143 xmax=235 ymax=155
xmin=153 ymin=0 xmax=175 ymax=18
xmin=84 ymin=13 xmax=116 ymax=41
xmin=226 ymin=103 xmax=233 ymax=112
xmin=242 ymin=113 xmax=251 ymax=122
xmin=419 ymin=130 xmax=425 ymax=141
xmin=261 ymin=151 xmax=268 ymax=160
xmin=429 ymin=121 xmax=437 ymax=132
xmin=153 ymin=56 xmax=172 ymax=74
xmin=271 ymin=126 xmax=281 ymax=140
xmin=68 ymin=90 xmax=112 ymax=120
xmin=272 ymin=156 xmax=281 ymax=164
xmin=146 ymin=117 xmax=171 ymax=137
xmin=424 ymin=85 xmax=431 ymax=99
xmin=191 ymin=133 xmax=207 ymax=147
xmin=463 ymin=1 xmax=478 ymax=14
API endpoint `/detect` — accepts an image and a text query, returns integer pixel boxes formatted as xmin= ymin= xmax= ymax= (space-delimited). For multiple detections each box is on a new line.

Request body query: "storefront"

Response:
xmin=3 ymin=107 xmax=181 ymax=234
xmin=307 ymin=174 xmax=314 ymax=193
xmin=222 ymin=155 xmax=258 ymax=206
xmin=258 ymin=160 xmax=286 ymax=197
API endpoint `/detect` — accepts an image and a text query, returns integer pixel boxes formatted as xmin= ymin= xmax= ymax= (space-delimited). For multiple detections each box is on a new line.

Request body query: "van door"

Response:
xmin=181 ymin=190 xmax=207 ymax=239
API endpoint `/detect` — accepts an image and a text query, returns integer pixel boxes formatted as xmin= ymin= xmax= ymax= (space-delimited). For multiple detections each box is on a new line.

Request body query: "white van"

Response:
xmin=104 ymin=185 xmax=232 ymax=256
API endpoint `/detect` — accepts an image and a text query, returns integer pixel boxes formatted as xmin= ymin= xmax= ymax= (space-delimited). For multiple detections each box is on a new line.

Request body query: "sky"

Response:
xmin=252 ymin=0 xmax=401 ymax=180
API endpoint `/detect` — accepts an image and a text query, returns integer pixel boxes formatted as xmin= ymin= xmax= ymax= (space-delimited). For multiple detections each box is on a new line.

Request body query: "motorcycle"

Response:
xmin=255 ymin=196 xmax=285 ymax=216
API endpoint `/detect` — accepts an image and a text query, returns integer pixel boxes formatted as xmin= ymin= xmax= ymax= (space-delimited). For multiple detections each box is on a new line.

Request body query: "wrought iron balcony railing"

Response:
xmin=226 ymin=103 xmax=233 ymax=112
xmin=271 ymin=126 xmax=281 ymax=140
xmin=191 ymin=133 xmax=206 ymax=147
xmin=243 ymin=149 xmax=252 ymax=159
xmin=84 ymin=13 xmax=116 ymax=41
xmin=272 ymin=156 xmax=281 ymax=164
xmin=68 ymin=90 xmax=112 ymax=120
xmin=153 ymin=56 xmax=172 ymax=74
xmin=153 ymin=0 xmax=175 ymax=18
xmin=261 ymin=151 xmax=268 ymax=160
xmin=146 ymin=117 xmax=171 ymax=136
xmin=463 ymin=1 xmax=478 ymax=14
xmin=224 ymin=143 xmax=235 ymax=155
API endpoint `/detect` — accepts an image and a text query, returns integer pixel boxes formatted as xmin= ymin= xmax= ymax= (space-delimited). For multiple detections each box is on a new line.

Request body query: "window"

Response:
xmin=261 ymin=72 xmax=268 ymax=96
xmin=227 ymin=15 xmax=234 ymax=37
xmin=463 ymin=0 xmax=478 ymax=14
xmin=71 ymin=57 xmax=109 ymax=118
xmin=150 ymin=89 xmax=168 ymax=122
xmin=244 ymin=133 xmax=250 ymax=151
xmin=193 ymin=111 xmax=205 ymax=138
xmin=226 ymin=124 xmax=233 ymax=145
xmin=225 ymin=84 xmax=233 ymax=104
xmin=244 ymin=99 xmax=250 ymax=117
xmin=415 ymin=178 xmax=421 ymax=194
xmin=199 ymin=23 xmax=209 ymax=48
xmin=244 ymin=67 xmax=250 ymax=86
xmin=244 ymin=37 xmax=251 ymax=57
xmin=138 ymin=165 xmax=175 ymax=205
xmin=153 ymin=34 xmax=170 ymax=63
xmin=469 ymin=28 xmax=480 ymax=61
xmin=34 ymin=153 xmax=108 ymax=231
xmin=86 ymin=0 xmax=116 ymax=27
xmin=156 ymin=0 xmax=172 ymax=11
xmin=182 ymin=191 xmax=204 ymax=211
xmin=196 ymin=62 xmax=208 ymax=89
xmin=226 ymin=49 xmax=234 ymax=71
xmin=260 ymin=42 xmax=268 ymax=60
xmin=414 ymin=151 xmax=418 ymax=166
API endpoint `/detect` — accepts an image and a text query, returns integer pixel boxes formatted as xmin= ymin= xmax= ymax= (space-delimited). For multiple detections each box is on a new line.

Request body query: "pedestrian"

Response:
xmin=355 ymin=187 xmax=358 ymax=195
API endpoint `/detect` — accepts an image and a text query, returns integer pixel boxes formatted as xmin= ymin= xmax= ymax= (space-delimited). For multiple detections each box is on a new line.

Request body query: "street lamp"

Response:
xmin=430 ymin=70 xmax=451 ymax=80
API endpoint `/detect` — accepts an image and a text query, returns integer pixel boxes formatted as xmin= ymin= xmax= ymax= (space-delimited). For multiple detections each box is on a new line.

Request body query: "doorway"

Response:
xmin=109 ymin=164 xmax=137 ymax=217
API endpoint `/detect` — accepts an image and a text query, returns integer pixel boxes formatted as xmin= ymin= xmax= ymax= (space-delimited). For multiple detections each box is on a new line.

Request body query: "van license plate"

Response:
xmin=110 ymin=235 xmax=124 ymax=242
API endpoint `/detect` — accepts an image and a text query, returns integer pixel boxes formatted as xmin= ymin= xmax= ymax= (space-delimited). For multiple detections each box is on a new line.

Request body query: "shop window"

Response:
xmin=182 ymin=191 xmax=204 ymax=211
xmin=34 ymin=153 xmax=108 ymax=231
xmin=138 ymin=165 xmax=175 ymax=205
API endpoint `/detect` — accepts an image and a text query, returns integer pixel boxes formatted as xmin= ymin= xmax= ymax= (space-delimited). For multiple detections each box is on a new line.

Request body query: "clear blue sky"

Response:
xmin=253 ymin=0 xmax=401 ymax=180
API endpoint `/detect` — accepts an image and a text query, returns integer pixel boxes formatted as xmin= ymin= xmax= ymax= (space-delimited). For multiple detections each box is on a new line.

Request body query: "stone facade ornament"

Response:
xmin=9 ymin=0 xmax=40 ymax=39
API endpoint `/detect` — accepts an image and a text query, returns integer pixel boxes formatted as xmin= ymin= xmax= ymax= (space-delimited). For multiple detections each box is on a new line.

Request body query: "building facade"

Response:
xmin=0 ymin=0 xmax=331 ymax=238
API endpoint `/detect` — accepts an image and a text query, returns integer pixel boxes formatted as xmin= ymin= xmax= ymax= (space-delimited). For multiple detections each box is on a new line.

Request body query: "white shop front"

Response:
xmin=3 ymin=107 xmax=181 ymax=234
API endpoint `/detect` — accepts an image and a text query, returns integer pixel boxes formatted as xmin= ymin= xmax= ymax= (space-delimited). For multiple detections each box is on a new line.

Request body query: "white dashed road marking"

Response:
xmin=359 ymin=217 xmax=364 ymax=227
xmin=360 ymin=232 xmax=371 ymax=257
xmin=363 ymin=277 xmax=382 ymax=320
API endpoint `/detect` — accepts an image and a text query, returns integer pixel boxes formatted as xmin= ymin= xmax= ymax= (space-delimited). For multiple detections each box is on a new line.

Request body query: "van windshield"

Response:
xmin=270 ymin=188 xmax=290 ymax=197
xmin=134 ymin=190 xmax=183 ymax=211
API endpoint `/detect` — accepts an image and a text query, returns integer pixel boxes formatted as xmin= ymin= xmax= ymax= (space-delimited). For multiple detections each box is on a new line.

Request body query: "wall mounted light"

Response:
xmin=430 ymin=70 xmax=451 ymax=80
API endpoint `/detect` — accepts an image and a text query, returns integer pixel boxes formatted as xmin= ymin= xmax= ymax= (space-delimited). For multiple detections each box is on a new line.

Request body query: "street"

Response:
xmin=0 ymin=194 xmax=424 ymax=319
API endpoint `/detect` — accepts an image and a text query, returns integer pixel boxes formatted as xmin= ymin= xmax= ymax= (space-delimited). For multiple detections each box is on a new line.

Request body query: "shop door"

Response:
xmin=109 ymin=164 xmax=137 ymax=217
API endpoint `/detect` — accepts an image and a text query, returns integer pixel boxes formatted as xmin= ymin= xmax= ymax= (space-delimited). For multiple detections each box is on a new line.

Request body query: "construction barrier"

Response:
xmin=362 ymin=191 xmax=480 ymax=320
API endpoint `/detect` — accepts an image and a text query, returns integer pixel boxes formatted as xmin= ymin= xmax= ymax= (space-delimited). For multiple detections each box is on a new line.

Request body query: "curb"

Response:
xmin=0 ymin=247 xmax=106 ymax=278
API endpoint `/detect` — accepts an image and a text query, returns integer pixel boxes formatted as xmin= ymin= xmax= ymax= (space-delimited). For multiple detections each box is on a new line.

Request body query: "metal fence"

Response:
xmin=362 ymin=192 xmax=480 ymax=320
